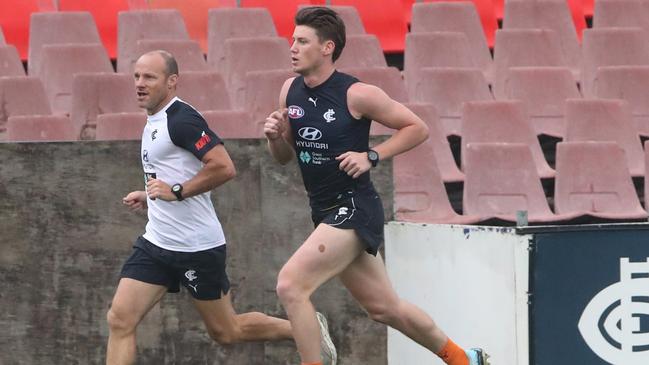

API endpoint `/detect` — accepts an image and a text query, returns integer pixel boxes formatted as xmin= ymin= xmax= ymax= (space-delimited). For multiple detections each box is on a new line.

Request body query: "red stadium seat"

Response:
xmin=0 ymin=77 xmax=51 ymax=134
xmin=0 ymin=0 xmax=56 ymax=60
xmin=176 ymin=71 xmax=232 ymax=112
xmin=421 ymin=0 xmax=498 ymax=47
xmin=593 ymin=0 xmax=649 ymax=34
xmin=6 ymin=115 xmax=76 ymax=142
xmin=148 ymin=0 xmax=237 ymax=53
xmin=0 ymin=26 xmax=5 ymax=44
xmin=335 ymin=34 xmax=387 ymax=69
xmin=95 ymin=112 xmax=146 ymax=141
xmin=58 ymin=0 xmax=148 ymax=59
xmin=0 ymin=45 xmax=26 ymax=76
xmin=135 ymin=39 xmax=208 ymax=73
xmin=329 ymin=0 xmax=408 ymax=52
xmin=241 ymin=0 xmax=325 ymax=41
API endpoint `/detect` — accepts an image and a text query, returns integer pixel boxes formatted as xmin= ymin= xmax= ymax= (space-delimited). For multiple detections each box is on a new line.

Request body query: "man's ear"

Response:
xmin=167 ymin=74 xmax=178 ymax=89
xmin=322 ymin=39 xmax=335 ymax=57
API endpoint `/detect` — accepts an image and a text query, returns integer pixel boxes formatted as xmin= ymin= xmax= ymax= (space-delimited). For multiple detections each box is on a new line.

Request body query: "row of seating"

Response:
xmin=0 ymin=0 xmax=603 ymax=61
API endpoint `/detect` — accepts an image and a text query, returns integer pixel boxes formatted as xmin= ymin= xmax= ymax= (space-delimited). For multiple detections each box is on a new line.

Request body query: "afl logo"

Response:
xmin=298 ymin=127 xmax=322 ymax=141
xmin=578 ymin=257 xmax=649 ymax=364
xmin=288 ymin=105 xmax=304 ymax=119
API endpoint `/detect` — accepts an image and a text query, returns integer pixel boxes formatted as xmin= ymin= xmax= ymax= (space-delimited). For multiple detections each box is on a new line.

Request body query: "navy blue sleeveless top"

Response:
xmin=286 ymin=70 xmax=373 ymax=208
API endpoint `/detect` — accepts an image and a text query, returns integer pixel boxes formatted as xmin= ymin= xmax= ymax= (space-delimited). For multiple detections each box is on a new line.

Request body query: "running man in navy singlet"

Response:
xmin=106 ymin=50 xmax=313 ymax=365
xmin=264 ymin=7 xmax=489 ymax=365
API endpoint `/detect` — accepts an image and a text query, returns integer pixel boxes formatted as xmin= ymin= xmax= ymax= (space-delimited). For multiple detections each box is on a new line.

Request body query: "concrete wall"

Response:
xmin=0 ymin=139 xmax=393 ymax=364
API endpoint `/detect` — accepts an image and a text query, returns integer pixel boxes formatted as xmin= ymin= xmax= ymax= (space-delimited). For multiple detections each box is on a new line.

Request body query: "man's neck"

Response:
xmin=302 ymin=64 xmax=336 ymax=88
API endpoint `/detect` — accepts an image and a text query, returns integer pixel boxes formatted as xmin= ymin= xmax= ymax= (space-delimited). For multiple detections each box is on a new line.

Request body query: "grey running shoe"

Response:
xmin=316 ymin=312 xmax=337 ymax=365
xmin=466 ymin=348 xmax=490 ymax=365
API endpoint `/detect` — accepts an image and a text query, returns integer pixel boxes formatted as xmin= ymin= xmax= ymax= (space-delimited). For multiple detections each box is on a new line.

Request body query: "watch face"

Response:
xmin=172 ymin=185 xmax=181 ymax=192
xmin=368 ymin=150 xmax=379 ymax=161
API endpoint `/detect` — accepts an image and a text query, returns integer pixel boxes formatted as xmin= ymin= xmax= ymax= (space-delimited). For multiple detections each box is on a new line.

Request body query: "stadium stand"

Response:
xmin=593 ymin=0 xmax=649 ymax=34
xmin=341 ymin=67 xmax=407 ymax=104
xmin=6 ymin=115 xmax=76 ymax=142
xmin=461 ymin=100 xmax=555 ymax=179
xmin=28 ymin=11 xmax=103 ymax=75
xmin=202 ymin=109 xmax=257 ymax=139
xmin=492 ymin=29 xmax=568 ymax=99
xmin=594 ymin=66 xmax=649 ymax=138
xmin=117 ymin=9 xmax=190 ymax=73
xmin=554 ymin=141 xmax=648 ymax=221
xmin=502 ymin=0 xmax=581 ymax=76
xmin=244 ymin=69 xmax=296 ymax=128
xmin=564 ymin=99 xmax=644 ymax=177
xmin=463 ymin=142 xmax=564 ymax=224
xmin=580 ymin=27 xmax=649 ymax=97
xmin=410 ymin=2 xmax=493 ymax=82
xmin=501 ymin=66 xmax=580 ymax=138
xmin=148 ymin=0 xmax=237 ymax=52
xmin=69 ymin=72 xmax=140 ymax=140
xmin=404 ymin=32 xmax=476 ymax=98
xmin=322 ymin=5 xmax=365 ymax=34
xmin=419 ymin=0 xmax=498 ymax=47
xmin=206 ymin=7 xmax=277 ymax=72
xmin=0 ymin=0 xmax=56 ymax=60
xmin=95 ymin=112 xmax=146 ymax=141
xmin=57 ymin=0 xmax=148 ymax=59
xmin=0 ymin=45 xmax=26 ymax=76
xmin=0 ymin=25 xmax=5 ymax=44
xmin=176 ymin=71 xmax=232 ymax=112
xmin=241 ymin=0 xmax=326 ymax=41
xmin=0 ymin=77 xmax=51 ymax=134
xmin=134 ymin=39 xmax=208 ymax=73
xmin=221 ymin=37 xmax=291 ymax=109
xmin=37 ymin=44 xmax=113 ymax=115
xmin=335 ymin=34 xmax=387 ymax=69
xmin=411 ymin=67 xmax=493 ymax=137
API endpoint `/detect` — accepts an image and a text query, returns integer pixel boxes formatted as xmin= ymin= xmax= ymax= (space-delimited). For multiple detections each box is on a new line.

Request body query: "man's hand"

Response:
xmin=122 ymin=190 xmax=147 ymax=212
xmin=336 ymin=151 xmax=372 ymax=179
xmin=264 ymin=108 xmax=288 ymax=141
xmin=145 ymin=179 xmax=176 ymax=201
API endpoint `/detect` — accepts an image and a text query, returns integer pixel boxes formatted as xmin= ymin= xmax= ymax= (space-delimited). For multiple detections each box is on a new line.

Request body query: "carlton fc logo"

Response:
xmin=578 ymin=257 xmax=649 ymax=364
xmin=288 ymin=105 xmax=304 ymax=119
xmin=298 ymin=127 xmax=322 ymax=141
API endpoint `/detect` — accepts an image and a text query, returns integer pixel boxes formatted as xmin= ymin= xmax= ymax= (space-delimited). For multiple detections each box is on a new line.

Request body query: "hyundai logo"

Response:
xmin=298 ymin=127 xmax=322 ymax=141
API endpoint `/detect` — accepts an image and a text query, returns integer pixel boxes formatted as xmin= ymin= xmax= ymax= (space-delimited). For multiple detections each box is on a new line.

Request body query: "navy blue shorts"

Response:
xmin=311 ymin=188 xmax=385 ymax=256
xmin=120 ymin=237 xmax=230 ymax=300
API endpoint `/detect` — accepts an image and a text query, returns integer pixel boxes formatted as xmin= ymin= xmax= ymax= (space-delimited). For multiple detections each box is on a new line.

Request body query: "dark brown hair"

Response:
xmin=295 ymin=6 xmax=346 ymax=62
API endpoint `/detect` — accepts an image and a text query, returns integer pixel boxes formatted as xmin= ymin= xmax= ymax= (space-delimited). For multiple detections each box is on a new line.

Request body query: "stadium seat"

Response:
xmin=95 ymin=112 xmax=146 ymax=141
xmin=340 ymin=67 xmax=408 ymax=103
xmin=329 ymin=1 xmax=408 ymax=52
xmin=593 ymin=0 xmax=649 ymax=33
xmin=393 ymin=132 xmax=479 ymax=224
xmin=335 ymin=34 xmax=387 ymax=69
xmin=594 ymin=66 xmax=649 ymax=137
xmin=463 ymin=143 xmax=563 ymax=224
xmin=58 ymin=0 xmax=148 ymax=59
xmin=503 ymin=0 xmax=581 ymax=78
xmin=0 ymin=77 xmax=51 ymax=133
xmin=244 ymin=69 xmax=295 ymax=127
xmin=148 ymin=0 xmax=237 ymax=52
xmin=70 ymin=73 xmax=140 ymax=140
xmin=410 ymin=2 xmax=493 ymax=81
xmin=221 ymin=37 xmax=291 ymax=109
xmin=6 ymin=115 xmax=76 ymax=142
xmin=0 ymin=45 xmax=26 ymax=76
xmin=202 ymin=109 xmax=257 ymax=139
xmin=564 ymin=99 xmax=644 ymax=177
xmin=554 ymin=141 xmax=648 ymax=221
xmin=28 ymin=11 xmax=103 ymax=76
xmin=207 ymin=8 xmax=278 ymax=72
xmin=241 ymin=1 xmax=325 ymax=41
xmin=461 ymin=100 xmax=555 ymax=179
xmin=404 ymin=32 xmax=477 ymax=97
xmin=0 ymin=0 xmax=56 ymax=60
xmin=117 ymin=9 xmax=190 ymax=73
xmin=492 ymin=29 xmax=568 ymax=99
xmin=134 ymin=39 xmax=207 ymax=73
xmin=502 ymin=66 xmax=580 ymax=138
xmin=0 ymin=26 xmax=5 ymax=44
xmin=404 ymin=103 xmax=464 ymax=183
xmin=176 ymin=71 xmax=231 ymax=112
xmin=581 ymin=27 xmax=649 ymax=98
xmin=411 ymin=67 xmax=492 ymax=137
xmin=37 ymin=44 xmax=113 ymax=115
xmin=324 ymin=5 xmax=366 ymax=34
xmin=420 ymin=0 xmax=498 ymax=47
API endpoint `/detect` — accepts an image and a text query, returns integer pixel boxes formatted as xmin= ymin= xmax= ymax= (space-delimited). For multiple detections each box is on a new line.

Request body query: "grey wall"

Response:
xmin=0 ymin=139 xmax=392 ymax=365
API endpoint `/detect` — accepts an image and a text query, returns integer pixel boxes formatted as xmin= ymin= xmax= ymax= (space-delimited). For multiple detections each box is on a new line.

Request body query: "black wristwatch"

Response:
xmin=367 ymin=149 xmax=379 ymax=167
xmin=171 ymin=183 xmax=184 ymax=201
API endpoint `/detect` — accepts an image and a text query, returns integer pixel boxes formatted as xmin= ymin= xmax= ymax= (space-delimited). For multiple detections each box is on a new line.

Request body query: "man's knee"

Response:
xmin=206 ymin=324 xmax=242 ymax=345
xmin=365 ymin=300 xmax=400 ymax=325
xmin=275 ymin=268 xmax=308 ymax=305
xmin=106 ymin=307 xmax=137 ymax=335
